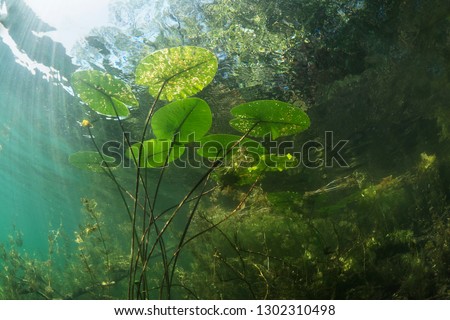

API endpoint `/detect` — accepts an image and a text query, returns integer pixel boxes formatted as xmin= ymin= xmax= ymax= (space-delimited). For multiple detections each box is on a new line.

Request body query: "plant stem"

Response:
xmin=129 ymin=81 xmax=167 ymax=299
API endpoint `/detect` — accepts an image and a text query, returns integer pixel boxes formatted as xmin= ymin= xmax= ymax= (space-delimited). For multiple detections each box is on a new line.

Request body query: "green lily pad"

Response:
xmin=135 ymin=46 xmax=218 ymax=101
xmin=126 ymin=139 xmax=186 ymax=168
xmin=230 ymin=100 xmax=310 ymax=139
xmin=249 ymin=153 xmax=299 ymax=172
xmin=71 ymin=70 xmax=138 ymax=117
xmin=151 ymin=98 xmax=212 ymax=142
xmin=197 ymin=134 xmax=265 ymax=162
xmin=69 ymin=151 xmax=116 ymax=173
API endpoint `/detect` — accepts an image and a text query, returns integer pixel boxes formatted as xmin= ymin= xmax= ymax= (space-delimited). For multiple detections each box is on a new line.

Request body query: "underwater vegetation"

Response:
xmin=0 ymin=199 xmax=129 ymax=299
xmin=67 ymin=45 xmax=311 ymax=299
xmin=1 ymin=0 xmax=450 ymax=300
xmin=183 ymin=153 xmax=450 ymax=299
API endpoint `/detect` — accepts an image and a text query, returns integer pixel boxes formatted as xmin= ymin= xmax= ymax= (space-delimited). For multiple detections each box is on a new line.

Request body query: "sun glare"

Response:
xmin=24 ymin=0 xmax=111 ymax=50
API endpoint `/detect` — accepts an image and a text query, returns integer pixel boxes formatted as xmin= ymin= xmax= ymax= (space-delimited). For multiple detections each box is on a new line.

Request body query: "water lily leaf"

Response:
xmin=71 ymin=70 xmax=138 ymax=117
xmin=69 ymin=151 xmax=116 ymax=173
xmin=230 ymin=100 xmax=310 ymax=139
xmin=249 ymin=153 xmax=299 ymax=172
xmin=197 ymin=134 xmax=265 ymax=162
xmin=151 ymin=98 xmax=212 ymax=142
xmin=126 ymin=139 xmax=185 ymax=168
xmin=136 ymin=46 xmax=218 ymax=101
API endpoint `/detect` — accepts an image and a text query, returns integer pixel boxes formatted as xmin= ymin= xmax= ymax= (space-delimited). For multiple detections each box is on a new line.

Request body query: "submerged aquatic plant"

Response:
xmin=0 ymin=200 xmax=129 ymax=299
xmin=69 ymin=45 xmax=310 ymax=299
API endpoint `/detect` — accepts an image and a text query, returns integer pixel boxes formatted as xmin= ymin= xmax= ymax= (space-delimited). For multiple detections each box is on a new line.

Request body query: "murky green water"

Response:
xmin=0 ymin=0 xmax=449 ymax=299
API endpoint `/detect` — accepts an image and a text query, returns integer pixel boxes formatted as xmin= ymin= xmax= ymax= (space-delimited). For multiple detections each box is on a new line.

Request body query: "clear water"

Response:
xmin=0 ymin=29 xmax=80 ymax=257
xmin=1 ymin=0 xmax=449 ymax=300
